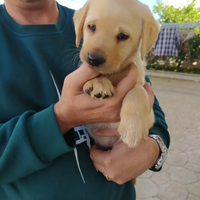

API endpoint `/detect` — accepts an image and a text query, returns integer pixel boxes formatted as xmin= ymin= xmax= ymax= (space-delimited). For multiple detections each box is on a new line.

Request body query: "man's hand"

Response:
xmin=54 ymin=62 xmax=138 ymax=134
xmin=90 ymin=137 xmax=160 ymax=184
xmin=89 ymin=83 xmax=160 ymax=184
xmin=143 ymin=82 xmax=155 ymax=111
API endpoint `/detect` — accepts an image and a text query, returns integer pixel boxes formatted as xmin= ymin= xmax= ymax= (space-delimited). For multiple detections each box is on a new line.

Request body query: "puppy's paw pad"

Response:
xmin=83 ymin=77 xmax=114 ymax=99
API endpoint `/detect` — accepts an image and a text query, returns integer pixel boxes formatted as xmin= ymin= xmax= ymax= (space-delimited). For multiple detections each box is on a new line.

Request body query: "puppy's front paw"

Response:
xmin=83 ymin=77 xmax=115 ymax=99
xmin=118 ymin=119 xmax=148 ymax=148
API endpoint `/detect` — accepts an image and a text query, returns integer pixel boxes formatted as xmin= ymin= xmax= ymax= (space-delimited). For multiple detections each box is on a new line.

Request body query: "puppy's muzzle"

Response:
xmin=87 ymin=53 xmax=105 ymax=67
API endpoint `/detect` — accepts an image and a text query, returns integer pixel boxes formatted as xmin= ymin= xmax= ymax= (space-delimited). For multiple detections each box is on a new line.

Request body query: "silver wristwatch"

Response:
xmin=149 ymin=134 xmax=168 ymax=170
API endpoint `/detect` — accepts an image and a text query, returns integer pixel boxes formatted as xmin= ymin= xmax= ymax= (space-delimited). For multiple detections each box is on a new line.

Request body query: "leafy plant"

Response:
xmin=173 ymin=34 xmax=200 ymax=69
xmin=173 ymin=50 xmax=187 ymax=70
xmin=153 ymin=0 xmax=200 ymax=23
xmin=153 ymin=0 xmax=200 ymax=34
xmin=188 ymin=34 xmax=200 ymax=62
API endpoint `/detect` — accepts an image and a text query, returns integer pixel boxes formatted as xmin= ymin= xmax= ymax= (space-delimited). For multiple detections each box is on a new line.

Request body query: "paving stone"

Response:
xmin=185 ymin=133 xmax=200 ymax=141
xmin=187 ymin=194 xmax=200 ymax=200
xmin=135 ymin=76 xmax=200 ymax=200
xmin=186 ymin=146 xmax=200 ymax=154
xmin=187 ymin=181 xmax=200 ymax=198
xmin=166 ymin=152 xmax=187 ymax=166
xmin=188 ymin=154 xmax=200 ymax=165
xmin=180 ymin=119 xmax=198 ymax=129
xmin=168 ymin=166 xmax=198 ymax=184
xmin=161 ymin=163 xmax=169 ymax=172
xmin=182 ymin=138 xmax=200 ymax=146
xmin=139 ymin=170 xmax=153 ymax=179
xmin=184 ymin=162 xmax=200 ymax=173
xmin=136 ymin=198 xmax=159 ymax=200
xmin=151 ymin=171 xmax=170 ymax=185
xmin=158 ymin=181 xmax=188 ymax=200
xmin=169 ymin=131 xmax=186 ymax=141
xmin=169 ymin=141 xmax=189 ymax=153
xmin=135 ymin=179 xmax=158 ymax=199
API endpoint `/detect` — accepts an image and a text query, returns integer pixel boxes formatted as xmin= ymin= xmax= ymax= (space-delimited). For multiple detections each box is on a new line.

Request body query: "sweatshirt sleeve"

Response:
xmin=145 ymin=76 xmax=170 ymax=171
xmin=0 ymin=104 xmax=76 ymax=185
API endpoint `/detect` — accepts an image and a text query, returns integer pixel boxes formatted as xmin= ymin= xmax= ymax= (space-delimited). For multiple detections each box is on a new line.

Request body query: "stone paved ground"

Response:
xmin=135 ymin=76 xmax=200 ymax=200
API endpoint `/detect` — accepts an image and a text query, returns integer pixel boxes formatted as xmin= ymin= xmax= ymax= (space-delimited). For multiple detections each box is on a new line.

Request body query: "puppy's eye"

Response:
xmin=88 ymin=24 xmax=96 ymax=32
xmin=117 ymin=33 xmax=129 ymax=41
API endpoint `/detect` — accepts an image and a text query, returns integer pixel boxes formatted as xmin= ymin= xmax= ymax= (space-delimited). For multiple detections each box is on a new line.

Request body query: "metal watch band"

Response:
xmin=149 ymin=134 xmax=168 ymax=170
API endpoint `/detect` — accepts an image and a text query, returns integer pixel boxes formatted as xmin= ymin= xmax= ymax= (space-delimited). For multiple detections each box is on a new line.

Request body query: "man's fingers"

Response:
xmin=90 ymin=145 xmax=110 ymax=164
xmin=115 ymin=62 xmax=138 ymax=97
xmin=143 ymin=82 xmax=153 ymax=95
xmin=143 ymin=82 xmax=154 ymax=109
xmin=67 ymin=63 xmax=100 ymax=90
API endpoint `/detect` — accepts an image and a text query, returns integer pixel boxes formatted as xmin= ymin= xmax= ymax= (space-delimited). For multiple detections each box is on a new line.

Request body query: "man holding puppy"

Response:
xmin=0 ymin=0 xmax=170 ymax=199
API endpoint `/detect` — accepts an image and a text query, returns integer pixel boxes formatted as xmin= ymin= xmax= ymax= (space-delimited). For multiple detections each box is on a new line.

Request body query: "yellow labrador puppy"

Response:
xmin=73 ymin=0 xmax=160 ymax=150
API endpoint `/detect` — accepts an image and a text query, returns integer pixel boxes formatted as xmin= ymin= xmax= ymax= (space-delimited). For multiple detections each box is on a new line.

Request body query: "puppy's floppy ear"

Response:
xmin=73 ymin=1 xmax=90 ymax=47
xmin=141 ymin=6 xmax=160 ymax=60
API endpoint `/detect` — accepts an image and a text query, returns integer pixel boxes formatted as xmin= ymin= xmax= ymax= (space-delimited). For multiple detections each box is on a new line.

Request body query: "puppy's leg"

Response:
xmin=83 ymin=76 xmax=115 ymax=99
xmin=118 ymin=85 xmax=155 ymax=148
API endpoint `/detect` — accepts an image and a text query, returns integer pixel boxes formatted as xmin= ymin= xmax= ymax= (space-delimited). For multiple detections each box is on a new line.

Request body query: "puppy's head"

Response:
xmin=73 ymin=0 xmax=160 ymax=74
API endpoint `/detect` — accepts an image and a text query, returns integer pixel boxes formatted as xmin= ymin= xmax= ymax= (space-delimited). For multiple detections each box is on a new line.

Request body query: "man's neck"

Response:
xmin=4 ymin=0 xmax=59 ymax=25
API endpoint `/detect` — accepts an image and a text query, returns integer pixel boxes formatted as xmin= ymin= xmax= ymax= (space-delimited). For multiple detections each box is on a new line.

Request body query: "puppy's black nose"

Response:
xmin=87 ymin=53 xmax=105 ymax=67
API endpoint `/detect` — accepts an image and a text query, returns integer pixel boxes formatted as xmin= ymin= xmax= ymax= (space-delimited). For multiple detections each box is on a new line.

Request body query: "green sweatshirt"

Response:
xmin=0 ymin=2 xmax=170 ymax=200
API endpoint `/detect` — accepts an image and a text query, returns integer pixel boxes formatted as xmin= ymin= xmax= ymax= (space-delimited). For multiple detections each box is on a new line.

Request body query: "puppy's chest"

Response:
xmin=106 ymin=68 xmax=129 ymax=86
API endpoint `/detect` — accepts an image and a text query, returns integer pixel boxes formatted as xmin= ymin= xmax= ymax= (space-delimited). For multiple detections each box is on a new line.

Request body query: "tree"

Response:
xmin=153 ymin=0 xmax=200 ymax=24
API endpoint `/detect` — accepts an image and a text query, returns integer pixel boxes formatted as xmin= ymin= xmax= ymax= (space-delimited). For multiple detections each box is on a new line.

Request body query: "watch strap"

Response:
xmin=149 ymin=134 xmax=168 ymax=170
